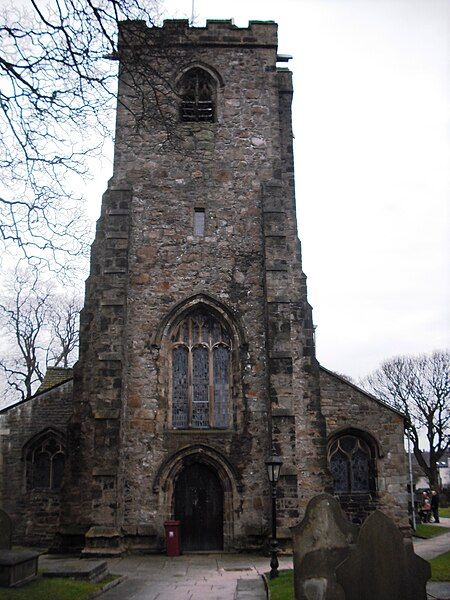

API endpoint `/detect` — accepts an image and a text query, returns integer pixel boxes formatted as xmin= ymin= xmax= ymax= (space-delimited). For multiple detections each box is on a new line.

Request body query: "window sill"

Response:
xmin=334 ymin=492 xmax=377 ymax=499
xmin=165 ymin=428 xmax=232 ymax=435
xmin=27 ymin=488 xmax=61 ymax=493
xmin=178 ymin=122 xmax=218 ymax=128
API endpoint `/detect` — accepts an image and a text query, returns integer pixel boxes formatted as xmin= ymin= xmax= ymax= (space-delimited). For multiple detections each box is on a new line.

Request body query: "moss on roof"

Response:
xmin=36 ymin=367 xmax=73 ymax=393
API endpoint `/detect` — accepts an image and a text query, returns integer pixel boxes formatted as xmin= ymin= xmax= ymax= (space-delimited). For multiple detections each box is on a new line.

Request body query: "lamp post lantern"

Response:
xmin=265 ymin=449 xmax=283 ymax=579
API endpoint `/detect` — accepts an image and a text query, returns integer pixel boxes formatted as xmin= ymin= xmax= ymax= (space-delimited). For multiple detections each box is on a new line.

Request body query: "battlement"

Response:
xmin=119 ymin=18 xmax=278 ymax=48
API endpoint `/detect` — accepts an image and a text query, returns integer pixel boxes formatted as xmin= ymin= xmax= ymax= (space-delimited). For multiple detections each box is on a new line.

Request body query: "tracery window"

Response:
xmin=25 ymin=432 xmax=66 ymax=491
xmin=179 ymin=68 xmax=215 ymax=123
xmin=328 ymin=434 xmax=375 ymax=494
xmin=171 ymin=310 xmax=231 ymax=429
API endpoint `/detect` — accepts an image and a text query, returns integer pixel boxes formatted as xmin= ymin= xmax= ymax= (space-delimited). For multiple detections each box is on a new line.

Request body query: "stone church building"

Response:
xmin=0 ymin=19 xmax=408 ymax=555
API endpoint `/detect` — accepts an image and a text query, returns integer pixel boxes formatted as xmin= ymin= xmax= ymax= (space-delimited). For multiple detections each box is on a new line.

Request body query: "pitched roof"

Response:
xmin=35 ymin=367 xmax=73 ymax=393
xmin=0 ymin=367 xmax=73 ymax=414
xmin=319 ymin=365 xmax=406 ymax=419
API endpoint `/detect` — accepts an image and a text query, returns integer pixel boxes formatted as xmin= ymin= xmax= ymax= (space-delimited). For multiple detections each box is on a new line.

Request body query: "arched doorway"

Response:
xmin=174 ymin=462 xmax=224 ymax=551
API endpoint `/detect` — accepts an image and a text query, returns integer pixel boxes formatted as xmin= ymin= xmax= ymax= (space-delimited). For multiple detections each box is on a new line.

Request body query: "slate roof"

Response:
xmin=35 ymin=367 xmax=73 ymax=393
xmin=0 ymin=367 xmax=73 ymax=414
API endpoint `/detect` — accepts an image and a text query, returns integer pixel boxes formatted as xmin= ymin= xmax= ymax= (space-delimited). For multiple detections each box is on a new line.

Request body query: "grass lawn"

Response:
xmin=268 ymin=570 xmax=294 ymax=600
xmin=414 ymin=524 xmax=450 ymax=538
xmin=439 ymin=507 xmax=450 ymax=518
xmin=0 ymin=574 xmax=118 ymax=600
xmin=430 ymin=551 xmax=450 ymax=582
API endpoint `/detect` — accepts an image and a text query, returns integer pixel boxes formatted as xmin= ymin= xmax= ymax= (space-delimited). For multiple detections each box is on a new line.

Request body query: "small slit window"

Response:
xmin=194 ymin=209 xmax=205 ymax=236
xmin=179 ymin=68 xmax=216 ymax=123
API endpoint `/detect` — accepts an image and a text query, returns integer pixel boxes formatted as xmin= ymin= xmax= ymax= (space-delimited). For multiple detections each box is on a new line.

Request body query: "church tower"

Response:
xmin=60 ymin=19 xmax=331 ymax=554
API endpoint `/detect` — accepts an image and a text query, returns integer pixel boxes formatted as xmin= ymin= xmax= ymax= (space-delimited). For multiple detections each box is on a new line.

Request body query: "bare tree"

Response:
xmin=361 ymin=351 xmax=450 ymax=490
xmin=47 ymin=294 xmax=81 ymax=368
xmin=0 ymin=269 xmax=50 ymax=401
xmin=0 ymin=267 xmax=81 ymax=404
xmin=0 ymin=0 xmax=182 ymax=266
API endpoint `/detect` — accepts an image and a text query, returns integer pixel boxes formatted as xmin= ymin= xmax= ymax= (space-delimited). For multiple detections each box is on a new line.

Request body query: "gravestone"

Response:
xmin=0 ymin=509 xmax=12 ymax=550
xmin=0 ymin=551 xmax=39 ymax=587
xmin=291 ymin=493 xmax=359 ymax=600
xmin=43 ymin=558 xmax=108 ymax=582
xmin=336 ymin=510 xmax=430 ymax=600
xmin=0 ymin=509 xmax=39 ymax=587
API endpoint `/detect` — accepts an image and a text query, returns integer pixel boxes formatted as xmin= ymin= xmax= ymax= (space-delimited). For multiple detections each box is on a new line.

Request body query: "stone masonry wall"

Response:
xmin=319 ymin=367 xmax=409 ymax=530
xmin=263 ymin=68 xmax=330 ymax=541
xmin=60 ymin=182 xmax=132 ymax=552
xmin=116 ymin=20 xmax=282 ymax=550
xmin=58 ymin=19 xmax=407 ymax=553
xmin=61 ymin=19 xmax=330 ymax=552
xmin=0 ymin=20 xmax=409 ymax=552
xmin=0 ymin=380 xmax=73 ymax=546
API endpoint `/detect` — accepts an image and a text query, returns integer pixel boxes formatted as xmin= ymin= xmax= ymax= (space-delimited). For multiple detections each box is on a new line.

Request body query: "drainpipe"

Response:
xmin=407 ymin=433 xmax=416 ymax=529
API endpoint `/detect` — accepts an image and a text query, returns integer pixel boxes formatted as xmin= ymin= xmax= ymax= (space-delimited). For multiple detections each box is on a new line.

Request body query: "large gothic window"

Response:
xmin=24 ymin=431 xmax=66 ymax=491
xmin=328 ymin=434 xmax=375 ymax=494
xmin=171 ymin=310 xmax=231 ymax=429
xmin=179 ymin=68 xmax=216 ymax=123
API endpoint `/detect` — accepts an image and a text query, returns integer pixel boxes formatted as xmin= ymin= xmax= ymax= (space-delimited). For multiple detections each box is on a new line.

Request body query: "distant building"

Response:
xmin=410 ymin=451 xmax=450 ymax=491
xmin=0 ymin=19 xmax=409 ymax=554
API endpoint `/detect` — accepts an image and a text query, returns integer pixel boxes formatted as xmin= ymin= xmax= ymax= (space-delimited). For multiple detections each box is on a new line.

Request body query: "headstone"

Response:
xmin=0 ymin=510 xmax=12 ymax=550
xmin=336 ymin=510 xmax=430 ymax=600
xmin=291 ymin=493 xmax=359 ymax=600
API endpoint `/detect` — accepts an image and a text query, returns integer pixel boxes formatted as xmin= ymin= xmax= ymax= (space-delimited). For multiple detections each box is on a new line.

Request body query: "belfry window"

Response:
xmin=25 ymin=432 xmax=66 ymax=491
xmin=328 ymin=434 xmax=376 ymax=494
xmin=179 ymin=68 xmax=215 ymax=123
xmin=171 ymin=310 xmax=231 ymax=428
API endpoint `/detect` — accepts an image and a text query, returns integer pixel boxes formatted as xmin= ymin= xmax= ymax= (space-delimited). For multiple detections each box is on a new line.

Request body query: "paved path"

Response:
xmin=101 ymin=554 xmax=286 ymax=600
xmin=414 ymin=519 xmax=450 ymax=600
xmin=432 ymin=517 xmax=450 ymax=528
xmin=39 ymin=525 xmax=450 ymax=600
xmin=415 ymin=530 xmax=450 ymax=561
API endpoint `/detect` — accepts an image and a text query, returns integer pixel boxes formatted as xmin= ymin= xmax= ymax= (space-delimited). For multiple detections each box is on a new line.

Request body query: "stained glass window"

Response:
xmin=214 ymin=346 xmax=229 ymax=429
xmin=170 ymin=310 xmax=231 ymax=429
xmin=192 ymin=346 xmax=209 ymax=428
xmin=351 ymin=448 xmax=370 ymax=492
xmin=329 ymin=449 xmax=349 ymax=493
xmin=172 ymin=346 xmax=189 ymax=428
xmin=52 ymin=453 xmax=66 ymax=490
xmin=328 ymin=434 xmax=374 ymax=494
xmin=25 ymin=432 xmax=66 ymax=490
xmin=33 ymin=452 xmax=51 ymax=489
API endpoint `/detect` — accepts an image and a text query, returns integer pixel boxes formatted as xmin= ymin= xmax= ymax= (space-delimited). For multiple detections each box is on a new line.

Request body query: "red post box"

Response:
xmin=164 ymin=520 xmax=181 ymax=556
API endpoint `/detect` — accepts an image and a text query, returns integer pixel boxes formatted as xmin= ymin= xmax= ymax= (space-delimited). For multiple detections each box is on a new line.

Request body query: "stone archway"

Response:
xmin=153 ymin=445 xmax=239 ymax=551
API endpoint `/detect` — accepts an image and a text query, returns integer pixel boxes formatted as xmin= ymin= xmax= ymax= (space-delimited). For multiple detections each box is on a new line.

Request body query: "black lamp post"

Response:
xmin=265 ymin=449 xmax=283 ymax=579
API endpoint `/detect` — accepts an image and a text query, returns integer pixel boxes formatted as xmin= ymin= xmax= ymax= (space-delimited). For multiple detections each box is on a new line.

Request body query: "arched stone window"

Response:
xmin=328 ymin=433 xmax=376 ymax=494
xmin=24 ymin=430 xmax=66 ymax=491
xmin=178 ymin=68 xmax=216 ymax=123
xmin=170 ymin=309 xmax=231 ymax=429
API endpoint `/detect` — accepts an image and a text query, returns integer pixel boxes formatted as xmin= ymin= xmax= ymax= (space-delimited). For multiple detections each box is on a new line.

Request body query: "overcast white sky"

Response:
xmin=85 ymin=0 xmax=449 ymax=380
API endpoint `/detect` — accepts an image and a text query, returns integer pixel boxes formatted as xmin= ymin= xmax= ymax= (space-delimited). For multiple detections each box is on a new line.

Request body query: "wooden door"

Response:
xmin=174 ymin=462 xmax=224 ymax=551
